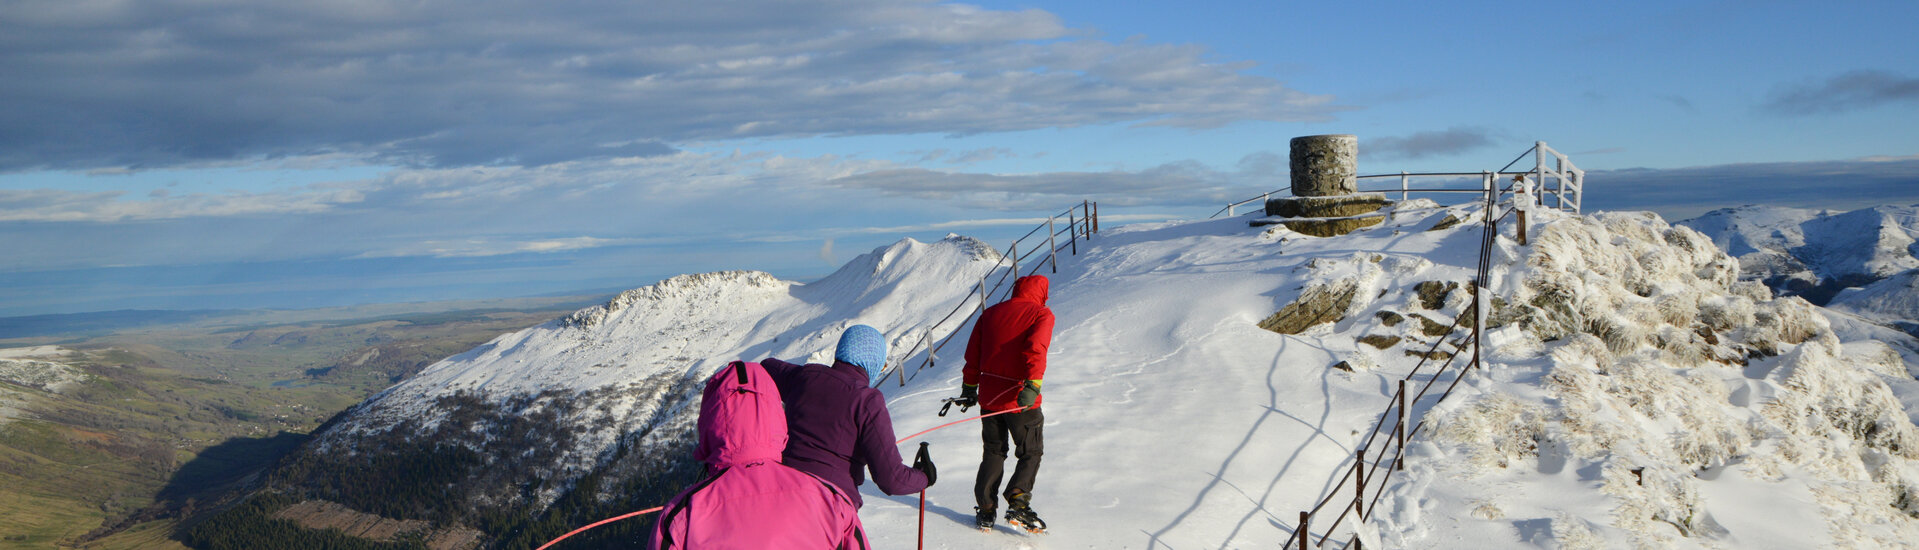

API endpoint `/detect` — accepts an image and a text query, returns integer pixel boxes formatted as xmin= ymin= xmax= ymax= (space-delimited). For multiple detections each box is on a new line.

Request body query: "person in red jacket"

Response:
xmin=956 ymin=274 xmax=1053 ymax=533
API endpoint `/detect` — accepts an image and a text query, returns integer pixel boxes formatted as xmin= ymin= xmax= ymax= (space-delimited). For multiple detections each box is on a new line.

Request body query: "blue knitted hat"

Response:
xmin=835 ymin=324 xmax=888 ymax=386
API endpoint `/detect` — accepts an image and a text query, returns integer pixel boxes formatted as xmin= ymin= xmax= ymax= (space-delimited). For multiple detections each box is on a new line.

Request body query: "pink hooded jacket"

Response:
xmin=649 ymin=361 xmax=870 ymax=549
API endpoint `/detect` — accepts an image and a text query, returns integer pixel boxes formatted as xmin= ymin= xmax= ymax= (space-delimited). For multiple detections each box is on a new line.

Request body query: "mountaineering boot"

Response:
xmin=1004 ymin=491 xmax=1047 ymax=533
xmin=974 ymin=507 xmax=996 ymax=531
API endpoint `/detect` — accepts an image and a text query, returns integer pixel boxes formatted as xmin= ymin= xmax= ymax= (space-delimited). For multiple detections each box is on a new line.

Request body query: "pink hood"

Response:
xmin=694 ymin=361 xmax=787 ymax=468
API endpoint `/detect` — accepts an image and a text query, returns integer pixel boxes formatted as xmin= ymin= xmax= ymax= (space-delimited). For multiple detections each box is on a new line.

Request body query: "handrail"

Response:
xmin=1293 ymin=165 xmax=1532 ymax=549
xmin=877 ymin=200 xmax=1100 ymax=387
xmin=1211 ymin=142 xmax=1584 ymax=218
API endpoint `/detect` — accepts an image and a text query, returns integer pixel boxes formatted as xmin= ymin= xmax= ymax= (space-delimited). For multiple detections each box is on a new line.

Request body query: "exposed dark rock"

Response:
xmin=1259 ymin=280 xmax=1360 ymax=335
xmin=1410 ymin=314 xmax=1456 ymax=337
xmin=1359 ymin=334 xmax=1402 ymax=349
xmin=1376 ymin=311 xmax=1405 ymax=327
xmin=1415 ymin=281 xmax=1459 ymax=311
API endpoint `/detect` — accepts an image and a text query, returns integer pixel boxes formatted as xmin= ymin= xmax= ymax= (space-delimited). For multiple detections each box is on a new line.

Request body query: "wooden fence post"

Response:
xmin=1092 ymin=202 xmax=1099 ymax=234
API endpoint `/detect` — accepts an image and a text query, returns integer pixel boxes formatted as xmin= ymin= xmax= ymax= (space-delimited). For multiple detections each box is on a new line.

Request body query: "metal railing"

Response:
xmin=1291 ymin=182 xmax=1520 ymax=549
xmin=874 ymin=200 xmax=1100 ymax=387
xmin=1211 ymin=141 xmax=1585 ymax=218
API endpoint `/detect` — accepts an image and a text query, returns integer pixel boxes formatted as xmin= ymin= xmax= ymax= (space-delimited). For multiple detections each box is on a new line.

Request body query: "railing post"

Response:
xmin=1534 ymin=141 xmax=1548 ymax=204
xmin=1400 ymin=171 xmax=1408 ymax=202
xmin=978 ymin=276 xmax=987 ymax=310
xmin=1298 ymin=511 xmax=1310 ymax=550
xmin=1047 ymin=216 xmax=1058 ymax=274
xmin=1093 ymin=202 xmax=1099 ymax=234
xmin=1227 ymin=203 xmax=1234 ymax=217
xmin=1082 ymin=200 xmax=1091 ymax=240
xmin=1396 ymin=380 xmax=1407 ymax=471
xmin=1353 ymin=446 xmax=1366 ymax=537
xmin=1010 ymin=241 xmax=1018 ymax=279
xmin=1474 ymin=280 xmax=1488 ymax=371
xmin=1069 ymin=211 xmax=1078 ymax=255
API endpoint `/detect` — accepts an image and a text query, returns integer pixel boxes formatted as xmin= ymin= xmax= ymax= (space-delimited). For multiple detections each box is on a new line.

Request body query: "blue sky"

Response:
xmin=2 ymin=0 xmax=1916 ymax=316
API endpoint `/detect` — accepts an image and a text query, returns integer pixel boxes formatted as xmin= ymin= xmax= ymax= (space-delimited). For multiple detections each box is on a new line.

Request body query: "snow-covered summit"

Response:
xmin=312 ymin=235 xmax=1002 ymax=510
xmin=285 ymin=202 xmax=1919 ymax=549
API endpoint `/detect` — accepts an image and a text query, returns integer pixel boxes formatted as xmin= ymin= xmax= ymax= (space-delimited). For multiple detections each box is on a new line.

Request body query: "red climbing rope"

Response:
xmin=539 ymin=401 xmax=1024 ymax=549
xmin=535 ymin=506 xmax=664 ymax=550
xmin=896 ymin=406 xmax=1028 ymax=444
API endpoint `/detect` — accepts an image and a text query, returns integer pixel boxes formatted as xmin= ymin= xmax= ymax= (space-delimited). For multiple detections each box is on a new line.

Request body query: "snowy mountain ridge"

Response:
xmin=273 ymin=203 xmax=1919 ymax=549
xmin=303 ymin=235 xmax=1002 ymax=522
xmin=1677 ymin=204 xmax=1919 ymax=306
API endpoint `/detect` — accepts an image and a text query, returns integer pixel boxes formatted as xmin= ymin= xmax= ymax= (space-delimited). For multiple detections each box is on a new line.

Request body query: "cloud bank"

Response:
xmin=1362 ymin=127 xmax=1501 ymax=160
xmin=1761 ymin=70 xmax=1919 ymax=115
xmin=0 ymin=0 xmax=1339 ymax=171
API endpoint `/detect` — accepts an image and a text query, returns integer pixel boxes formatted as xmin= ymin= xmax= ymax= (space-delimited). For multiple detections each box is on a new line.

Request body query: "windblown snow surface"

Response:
xmin=325 ymin=202 xmax=1919 ymax=549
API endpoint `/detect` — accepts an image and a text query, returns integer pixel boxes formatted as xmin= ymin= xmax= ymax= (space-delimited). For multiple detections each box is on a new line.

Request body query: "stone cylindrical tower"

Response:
xmin=1289 ymin=134 xmax=1357 ymax=197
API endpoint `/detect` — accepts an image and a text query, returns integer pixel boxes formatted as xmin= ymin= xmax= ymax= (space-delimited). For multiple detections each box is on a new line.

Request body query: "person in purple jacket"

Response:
xmin=761 ymin=324 xmax=936 ymax=508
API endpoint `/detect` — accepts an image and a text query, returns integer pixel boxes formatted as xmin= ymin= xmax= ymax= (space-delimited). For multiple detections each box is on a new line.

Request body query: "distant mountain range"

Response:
xmin=1678 ymin=204 xmax=1919 ymax=335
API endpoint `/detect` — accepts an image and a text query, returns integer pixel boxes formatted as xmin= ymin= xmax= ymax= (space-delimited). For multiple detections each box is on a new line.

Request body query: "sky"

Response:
xmin=2 ymin=0 xmax=1917 ymax=316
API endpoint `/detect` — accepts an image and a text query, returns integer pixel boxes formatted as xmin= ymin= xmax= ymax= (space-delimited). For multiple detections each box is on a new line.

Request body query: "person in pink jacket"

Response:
xmin=648 ymin=361 xmax=870 ymax=549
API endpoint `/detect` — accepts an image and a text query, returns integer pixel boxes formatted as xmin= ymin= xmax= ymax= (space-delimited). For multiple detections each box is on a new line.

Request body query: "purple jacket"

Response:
xmin=761 ymin=357 xmax=929 ymax=508
xmin=649 ymin=361 xmax=868 ymax=549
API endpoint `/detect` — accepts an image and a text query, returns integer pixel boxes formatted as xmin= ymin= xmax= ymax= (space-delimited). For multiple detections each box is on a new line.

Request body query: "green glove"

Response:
xmin=1017 ymin=380 xmax=1041 ymax=408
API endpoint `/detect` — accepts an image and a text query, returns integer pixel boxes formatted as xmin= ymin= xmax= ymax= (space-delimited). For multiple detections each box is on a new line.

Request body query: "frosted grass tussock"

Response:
xmin=1432 ymin=393 xmax=1548 ymax=475
xmin=1403 ymin=210 xmax=1919 ymax=546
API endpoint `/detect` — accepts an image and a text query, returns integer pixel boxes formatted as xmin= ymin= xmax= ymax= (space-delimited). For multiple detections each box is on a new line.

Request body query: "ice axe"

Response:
xmin=938 ymin=396 xmax=973 ymax=417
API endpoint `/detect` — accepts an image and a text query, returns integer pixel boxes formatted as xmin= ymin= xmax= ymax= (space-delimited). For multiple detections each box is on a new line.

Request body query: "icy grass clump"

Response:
xmin=1432 ymin=393 xmax=1546 ymax=476
xmin=1418 ymin=211 xmax=1919 ymax=545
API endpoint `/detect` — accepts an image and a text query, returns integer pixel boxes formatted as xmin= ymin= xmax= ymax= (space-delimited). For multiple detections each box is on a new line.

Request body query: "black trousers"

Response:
xmin=975 ymin=406 xmax=1043 ymax=512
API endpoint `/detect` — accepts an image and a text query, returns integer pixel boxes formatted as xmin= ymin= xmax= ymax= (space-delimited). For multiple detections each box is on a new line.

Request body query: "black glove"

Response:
xmin=956 ymin=384 xmax=978 ymax=408
xmin=913 ymin=443 xmax=937 ymax=487
xmin=1017 ymin=380 xmax=1040 ymax=408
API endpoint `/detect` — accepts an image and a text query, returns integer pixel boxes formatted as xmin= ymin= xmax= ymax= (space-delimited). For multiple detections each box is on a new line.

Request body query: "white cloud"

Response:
xmin=0 ymin=0 xmax=1340 ymax=171
xmin=353 ymin=236 xmax=639 ymax=259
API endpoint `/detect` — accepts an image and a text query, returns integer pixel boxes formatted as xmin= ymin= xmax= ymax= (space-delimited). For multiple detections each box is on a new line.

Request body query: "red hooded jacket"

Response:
xmin=963 ymin=275 xmax=1055 ymax=412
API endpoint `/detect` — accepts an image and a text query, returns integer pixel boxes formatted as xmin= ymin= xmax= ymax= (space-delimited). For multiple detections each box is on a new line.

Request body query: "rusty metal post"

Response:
xmin=1354 ymin=446 xmax=1366 ymax=519
xmin=1047 ymin=216 xmax=1058 ymax=273
xmin=1397 ymin=380 xmax=1408 ymax=471
xmin=1298 ymin=512 xmax=1310 ymax=550
xmin=1069 ymin=211 xmax=1078 ymax=255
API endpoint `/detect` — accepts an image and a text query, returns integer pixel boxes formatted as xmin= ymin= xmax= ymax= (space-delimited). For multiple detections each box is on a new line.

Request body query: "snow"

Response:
xmin=1677 ymin=204 xmax=1919 ymax=301
xmin=0 ymin=345 xmax=86 ymax=425
xmin=326 ymin=200 xmax=1919 ymax=548
xmin=853 ymin=206 xmax=1919 ymax=549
